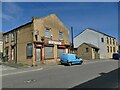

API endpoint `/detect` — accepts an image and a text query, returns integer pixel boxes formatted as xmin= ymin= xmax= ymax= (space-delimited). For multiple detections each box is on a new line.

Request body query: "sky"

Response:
xmin=1 ymin=2 xmax=119 ymax=42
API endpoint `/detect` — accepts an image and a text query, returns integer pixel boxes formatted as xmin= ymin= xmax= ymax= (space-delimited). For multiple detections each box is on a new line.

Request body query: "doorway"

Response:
xmin=11 ymin=46 xmax=15 ymax=62
xmin=36 ymin=48 xmax=41 ymax=63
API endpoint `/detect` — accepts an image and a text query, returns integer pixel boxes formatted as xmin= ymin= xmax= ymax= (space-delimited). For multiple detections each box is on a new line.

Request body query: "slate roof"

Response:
xmin=83 ymin=42 xmax=99 ymax=49
xmin=3 ymin=14 xmax=58 ymax=35
xmin=74 ymin=28 xmax=116 ymax=39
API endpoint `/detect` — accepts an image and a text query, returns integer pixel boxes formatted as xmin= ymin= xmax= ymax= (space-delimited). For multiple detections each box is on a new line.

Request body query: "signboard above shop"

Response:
xmin=48 ymin=40 xmax=62 ymax=45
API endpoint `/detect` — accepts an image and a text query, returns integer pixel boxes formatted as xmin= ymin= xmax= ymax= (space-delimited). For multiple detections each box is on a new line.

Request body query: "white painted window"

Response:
xmin=59 ymin=32 xmax=64 ymax=40
xmin=45 ymin=28 xmax=51 ymax=38
xmin=11 ymin=33 xmax=15 ymax=41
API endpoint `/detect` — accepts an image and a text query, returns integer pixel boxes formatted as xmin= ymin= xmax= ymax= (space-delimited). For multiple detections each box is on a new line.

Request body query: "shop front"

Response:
xmin=34 ymin=40 xmax=70 ymax=65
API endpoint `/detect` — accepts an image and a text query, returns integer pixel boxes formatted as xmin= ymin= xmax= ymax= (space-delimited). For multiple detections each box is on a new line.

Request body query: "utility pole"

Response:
xmin=71 ymin=26 xmax=74 ymax=53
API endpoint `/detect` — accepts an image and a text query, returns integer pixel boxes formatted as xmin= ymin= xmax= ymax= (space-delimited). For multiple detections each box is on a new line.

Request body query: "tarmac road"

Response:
xmin=2 ymin=59 xmax=119 ymax=88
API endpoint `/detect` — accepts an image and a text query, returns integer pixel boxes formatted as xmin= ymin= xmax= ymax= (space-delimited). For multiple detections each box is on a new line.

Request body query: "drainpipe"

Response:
xmin=71 ymin=26 xmax=74 ymax=53
xmin=15 ymin=31 xmax=17 ymax=63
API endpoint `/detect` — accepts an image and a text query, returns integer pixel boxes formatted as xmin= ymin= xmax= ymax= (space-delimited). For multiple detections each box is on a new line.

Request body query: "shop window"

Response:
xmin=59 ymin=32 xmax=64 ymax=40
xmin=45 ymin=46 xmax=53 ymax=59
xmin=101 ymin=38 xmax=104 ymax=42
xmin=26 ymin=43 xmax=33 ymax=57
xmin=45 ymin=28 xmax=51 ymax=38
xmin=58 ymin=48 xmax=64 ymax=58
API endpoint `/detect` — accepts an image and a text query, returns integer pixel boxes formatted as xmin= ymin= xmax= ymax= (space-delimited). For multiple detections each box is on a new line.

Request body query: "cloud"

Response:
xmin=1 ymin=13 xmax=14 ymax=21
xmin=2 ymin=2 xmax=23 ymax=21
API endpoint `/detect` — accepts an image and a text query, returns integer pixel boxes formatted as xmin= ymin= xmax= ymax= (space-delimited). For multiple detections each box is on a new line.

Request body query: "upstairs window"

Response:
xmin=113 ymin=39 xmax=115 ymax=45
xmin=59 ymin=32 xmax=64 ymax=40
xmin=45 ymin=28 xmax=51 ymax=38
xmin=116 ymin=41 xmax=118 ymax=46
xmin=34 ymin=31 xmax=39 ymax=41
xmin=110 ymin=38 xmax=112 ymax=44
xmin=11 ymin=32 xmax=15 ymax=41
xmin=106 ymin=37 xmax=109 ymax=44
xmin=5 ymin=35 xmax=9 ymax=43
xmin=85 ymin=48 xmax=89 ymax=53
xmin=101 ymin=38 xmax=104 ymax=42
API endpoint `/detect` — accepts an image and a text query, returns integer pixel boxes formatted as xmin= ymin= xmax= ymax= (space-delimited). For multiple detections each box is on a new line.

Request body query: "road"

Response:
xmin=2 ymin=60 xmax=119 ymax=88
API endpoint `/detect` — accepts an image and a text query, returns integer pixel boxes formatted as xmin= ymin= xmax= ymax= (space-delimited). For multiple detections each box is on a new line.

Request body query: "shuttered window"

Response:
xmin=58 ymin=48 xmax=64 ymax=58
xmin=26 ymin=43 xmax=33 ymax=57
xmin=45 ymin=46 xmax=53 ymax=59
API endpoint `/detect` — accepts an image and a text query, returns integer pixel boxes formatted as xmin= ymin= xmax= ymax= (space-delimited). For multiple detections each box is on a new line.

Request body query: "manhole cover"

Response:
xmin=24 ymin=79 xmax=36 ymax=83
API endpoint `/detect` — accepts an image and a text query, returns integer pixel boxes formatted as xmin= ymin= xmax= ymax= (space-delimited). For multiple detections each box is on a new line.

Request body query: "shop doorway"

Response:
xmin=58 ymin=48 xmax=64 ymax=58
xmin=36 ymin=48 xmax=41 ymax=63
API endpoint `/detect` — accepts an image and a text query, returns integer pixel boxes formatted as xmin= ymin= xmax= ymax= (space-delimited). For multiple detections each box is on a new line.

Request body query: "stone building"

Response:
xmin=3 ymin=14 xmax=70 ymax=65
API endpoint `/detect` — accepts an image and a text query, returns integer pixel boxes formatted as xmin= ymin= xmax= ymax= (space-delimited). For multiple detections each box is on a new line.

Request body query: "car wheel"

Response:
xmin=68 ymin=62 xmax=72 ymax=66
xmin=80 ymin=61 xmax=83 ymax=65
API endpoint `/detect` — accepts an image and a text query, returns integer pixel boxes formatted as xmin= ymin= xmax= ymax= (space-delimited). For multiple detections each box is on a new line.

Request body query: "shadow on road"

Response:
xmin=69 ymin=68 xmax=120 ymax=89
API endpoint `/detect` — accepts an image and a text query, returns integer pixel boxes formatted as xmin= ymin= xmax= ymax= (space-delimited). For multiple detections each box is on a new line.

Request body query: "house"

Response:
xmin=3 ymin=14 xmax=70 ymax=66
xmin=76 ymin=43 xmax=99 ymax=59
xmin=74 ymin=28 xmax=118 ymax=59
xmin=0 ymin=33 xmax=3 ymax=58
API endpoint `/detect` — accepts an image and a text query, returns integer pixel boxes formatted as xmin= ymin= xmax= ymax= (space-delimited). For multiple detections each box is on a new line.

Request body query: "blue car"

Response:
xmin=60 ymin=53 xmax=83 ymax=66
xmin=112 ymin=53 xmax=120 ymax=60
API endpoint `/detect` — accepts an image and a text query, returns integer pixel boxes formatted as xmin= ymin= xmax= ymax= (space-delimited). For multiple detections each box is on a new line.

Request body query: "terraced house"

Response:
xmin=3 ymin=14 xmax=70 ymax=66
xmin=74 ymin=28 xmax=118 ymax=59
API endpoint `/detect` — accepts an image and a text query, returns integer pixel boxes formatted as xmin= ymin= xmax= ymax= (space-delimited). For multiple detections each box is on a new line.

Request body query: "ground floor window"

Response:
xmin=3 ymin=47 xmax=9 ymax=62
xmin=45 ymin=46 xmax=54 ymax=59
xmin=58 ymin=48 xmax=64 ymax=58
xmin=26 ymin=43 xmax=33 ymax=58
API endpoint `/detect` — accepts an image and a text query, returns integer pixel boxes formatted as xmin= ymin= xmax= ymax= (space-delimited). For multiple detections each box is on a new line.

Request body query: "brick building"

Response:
xmin=76 ymin=43 xmax=99 ymax=59
xmin=3 ymin=14 xmax=70 ymax=65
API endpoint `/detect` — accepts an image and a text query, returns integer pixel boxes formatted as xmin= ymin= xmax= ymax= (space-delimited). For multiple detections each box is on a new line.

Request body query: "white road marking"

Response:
xmin=83 ymin=60 xmax=111 ymax=64
xmin=1 ymin=68 xmax=43 ymax=77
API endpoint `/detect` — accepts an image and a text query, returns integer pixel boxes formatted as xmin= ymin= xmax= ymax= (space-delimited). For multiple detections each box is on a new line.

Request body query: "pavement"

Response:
xmin=2 ymin=59 xmax=119 ymax=88
xmin=1 ymin=59 xmax=113 ymax=75
xmin=1 ymin=59 xmax=116 ymax=75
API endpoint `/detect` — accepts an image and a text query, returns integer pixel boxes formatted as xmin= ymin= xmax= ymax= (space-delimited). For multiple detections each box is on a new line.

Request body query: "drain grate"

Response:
xmin=24 ymin=79 xmax=36 ymax=84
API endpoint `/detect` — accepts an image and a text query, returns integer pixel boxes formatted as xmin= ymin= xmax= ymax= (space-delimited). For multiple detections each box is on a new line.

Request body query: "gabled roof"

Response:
xmin=82 ymin=42 xmax=99 ymax=49
xmin=74 ymin=28 xmax=116 ymax=39
xmin=3 ymin=21 xmax=32 ymax=35
xmin=3 ymin=13 xmax=62 ymax=35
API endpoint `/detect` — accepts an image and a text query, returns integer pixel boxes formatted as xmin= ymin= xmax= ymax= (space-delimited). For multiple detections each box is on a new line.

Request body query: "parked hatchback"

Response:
xmin=112 ymin=53 xmax=120 ymax=60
